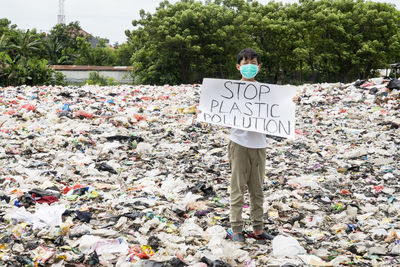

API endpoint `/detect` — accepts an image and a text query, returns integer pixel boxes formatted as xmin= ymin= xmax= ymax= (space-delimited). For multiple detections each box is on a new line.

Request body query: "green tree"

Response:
xmin=8 ymin=29 xmax=43 ymax=61
xmin=48 ymin=22 xmax=85 ymax=51
xmin=127 ymin=0 xmax=253 ymax=85
xmin=346 ymin=0 xmax=400 ymax=79
xmin=74 ymin=37 xmax=117 ymax=66
xmin=0 ymin=33 xmax=10 ymax=52
xmin=296 ymin=0 xmax=400 ymax=82
xmin=0 ymin=18 xmax=17 ymax=39
xmin=43 ymin=21 xmax=87 ymax=65
xmin=42 ymin=36 xmax=73 ymax=65
xmin=0 ymin=19 xmax=55 ymax=86
xmin=114 ymin=42 xmax=134 ymax=66
xmin=246 ymin=1 xmax=299 ymax=83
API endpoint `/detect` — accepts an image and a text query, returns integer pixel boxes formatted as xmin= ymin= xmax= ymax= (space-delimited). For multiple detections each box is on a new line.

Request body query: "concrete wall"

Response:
xmin=58 ymin=70 xmax=133 ymax=84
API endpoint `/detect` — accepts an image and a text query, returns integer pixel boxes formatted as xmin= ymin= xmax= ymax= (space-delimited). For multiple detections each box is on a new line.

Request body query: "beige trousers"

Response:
xmin=228 ymin=141 xmax=266 ymax=233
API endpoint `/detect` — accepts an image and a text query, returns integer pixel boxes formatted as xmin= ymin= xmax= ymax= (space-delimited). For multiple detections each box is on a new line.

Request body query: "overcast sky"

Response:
xmin=1 ymin=0 xmax=399 ymax=44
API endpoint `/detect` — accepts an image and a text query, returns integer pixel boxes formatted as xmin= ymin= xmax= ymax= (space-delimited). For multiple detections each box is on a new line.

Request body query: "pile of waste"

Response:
xmin=0 ymin=77 xmax=399 ymax=266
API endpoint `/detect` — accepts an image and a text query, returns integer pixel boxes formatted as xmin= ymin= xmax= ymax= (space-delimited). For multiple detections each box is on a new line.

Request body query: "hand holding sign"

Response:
xmin=197 ymin=78 xmax=297 ymax=139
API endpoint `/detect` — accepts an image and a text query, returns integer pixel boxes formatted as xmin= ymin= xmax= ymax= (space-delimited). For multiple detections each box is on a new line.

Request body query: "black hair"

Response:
xmin=237 ymin=48 xmax=261 ymax=65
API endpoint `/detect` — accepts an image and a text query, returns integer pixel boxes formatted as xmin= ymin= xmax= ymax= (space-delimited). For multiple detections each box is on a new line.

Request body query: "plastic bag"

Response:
xmin=387 ymin=79 xmax=400 ymax=90
xmin=272 ymin=235 xmax=306 ymax=258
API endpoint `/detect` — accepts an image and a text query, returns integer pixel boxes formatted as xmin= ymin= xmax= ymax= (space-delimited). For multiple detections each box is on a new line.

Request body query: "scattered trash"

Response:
xmin=0 ymin=79 xmax=399 ymax=265
xmin=32 ymin=245 xmax=56 ymax=263
xmin=272 ymin=235 xmax=306 ymax=258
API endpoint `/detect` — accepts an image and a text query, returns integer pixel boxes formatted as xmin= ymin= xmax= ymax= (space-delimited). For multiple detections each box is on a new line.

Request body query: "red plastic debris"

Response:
xmin=21 ymin=103 xmax=35 ymax=111
xmin=341 ymin=189 xmax=351 ymax=195
xmin=4 ymin=109 xmax=16 ymax=115
xmin=63 ymin=184 xmax=88 ymax=194
xmin=75 ymin=110 xmax=94 ymax=119
xmin=133 ymin=114 xmax=147 ymax=122
xmin=128 ymin=246 xmax=154 ymax=260
xmin=361 ymin=82 xmax=375 ymax=88
xmin=157 ymin=95 xmax=169 ymax=100
xmin=373 ymin=186 xmax=384 ymax=193
xmin=36 ymin=196 xmax=59 ymax=204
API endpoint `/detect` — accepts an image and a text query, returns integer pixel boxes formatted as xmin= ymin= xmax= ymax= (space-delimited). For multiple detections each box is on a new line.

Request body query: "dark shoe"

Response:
xmin=248 ymin=231 xmax=275 ymax=240
xmin=232 ymin=232 xmax=245 ymax=243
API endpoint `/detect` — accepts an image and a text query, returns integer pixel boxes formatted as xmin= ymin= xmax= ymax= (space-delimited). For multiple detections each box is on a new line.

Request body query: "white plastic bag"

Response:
xmin=272 ymin=235 xmax=306 ymax=258
xmin=6 ymin=204 xmax=66 ymax=230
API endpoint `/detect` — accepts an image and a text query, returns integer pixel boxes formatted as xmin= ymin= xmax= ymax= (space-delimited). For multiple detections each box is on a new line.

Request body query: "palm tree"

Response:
xmin=0 ymin=34 xmax=10 ymax=52
xmin=8 ymin=29 xmax=42 ymax=61
xmin=43 ymin=36 xmax=73 ymax=65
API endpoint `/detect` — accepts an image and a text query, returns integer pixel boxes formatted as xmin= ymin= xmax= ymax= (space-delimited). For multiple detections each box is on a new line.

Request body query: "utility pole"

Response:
xmin=57 ymin=0 xmax=66 ymax=24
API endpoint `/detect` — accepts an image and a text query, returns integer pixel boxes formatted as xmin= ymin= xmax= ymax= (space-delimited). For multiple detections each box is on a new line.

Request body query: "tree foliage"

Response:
xmin=0 ymin=19 xmax=123 ymax=86
xmin=42 ymin=22 xmax=86 ymax=65
xmin=126 ymin=0 xmax=400 ymax=84
xmin=127 ymin=0 xmax=254 ymax=84
xmin=0 ymin=19 xmax=55 ymax=86
xmin=74 ymin=37 xmax=117 ymax=66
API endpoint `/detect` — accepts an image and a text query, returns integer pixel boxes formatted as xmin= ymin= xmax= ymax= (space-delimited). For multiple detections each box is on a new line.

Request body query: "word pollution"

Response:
xmin=198 ymin=78 xmax=297 ymax=138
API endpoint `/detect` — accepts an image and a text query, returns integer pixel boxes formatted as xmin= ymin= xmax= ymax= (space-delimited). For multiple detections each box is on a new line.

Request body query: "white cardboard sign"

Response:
xmin=197 ymin=78 xmax=297 ymax=139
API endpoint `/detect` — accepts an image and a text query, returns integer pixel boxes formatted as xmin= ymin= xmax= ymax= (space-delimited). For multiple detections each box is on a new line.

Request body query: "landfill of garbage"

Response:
xmin=0 ymin=77 xmax=399 ymax=266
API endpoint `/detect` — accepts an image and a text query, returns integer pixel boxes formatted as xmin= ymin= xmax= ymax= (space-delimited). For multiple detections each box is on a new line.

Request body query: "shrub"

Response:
xmin=26 ymin=58 xmax=53 ymax=85
xmin=107 ymin=77 xmax=117 ymax=86
xmin=52 ymin=71 xmax=67 ymax=86
xmin=85 ymin=71 xmax=119 ymax=86
xmin=0 ymin=53 xmax=55 ymax=86
xmin=85 ymin=71 xmax=108 ymax=85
